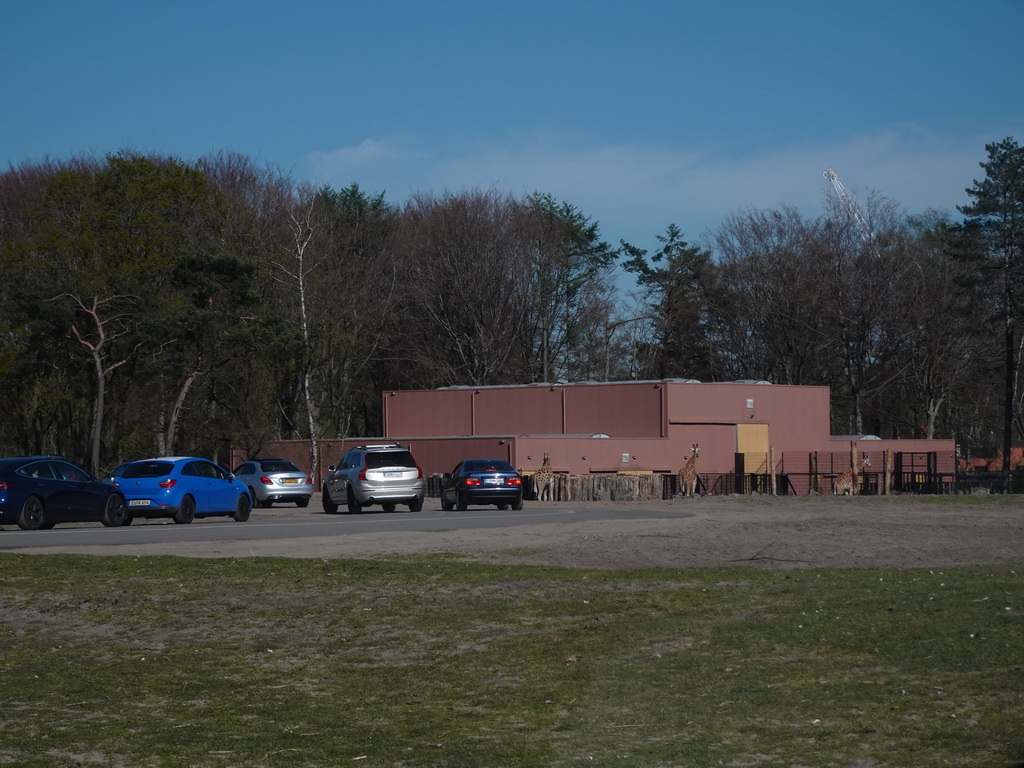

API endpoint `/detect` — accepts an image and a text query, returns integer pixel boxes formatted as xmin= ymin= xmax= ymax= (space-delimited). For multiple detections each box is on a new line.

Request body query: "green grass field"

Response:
xmin=1 ymin=553 xmax=1022 ymax=767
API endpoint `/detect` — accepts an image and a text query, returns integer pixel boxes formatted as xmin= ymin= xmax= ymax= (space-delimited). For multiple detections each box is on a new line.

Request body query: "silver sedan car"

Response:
xmin=231 ymin=459 xmax=312 ymax=508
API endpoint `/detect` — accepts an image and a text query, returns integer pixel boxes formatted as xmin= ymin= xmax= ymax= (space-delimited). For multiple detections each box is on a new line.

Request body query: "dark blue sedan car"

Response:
xmin=440 ymin=459 xmax=524 ymax=511
xmin=107 ymin=457 xmax=251 ymax=524
xmin=0 ymin=456 xmax=128 ymax=530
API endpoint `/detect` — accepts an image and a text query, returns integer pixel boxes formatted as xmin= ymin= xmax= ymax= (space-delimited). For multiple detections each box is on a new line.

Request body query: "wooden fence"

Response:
xmin=426 ymin=472 xmax=665 ymax=502
xmin=426 ymin=450 xmax=957 ymax=501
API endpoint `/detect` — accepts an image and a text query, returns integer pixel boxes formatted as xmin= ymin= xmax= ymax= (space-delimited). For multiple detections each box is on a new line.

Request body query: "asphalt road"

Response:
xmin=0 ymin=499 xmax=683 ymax=554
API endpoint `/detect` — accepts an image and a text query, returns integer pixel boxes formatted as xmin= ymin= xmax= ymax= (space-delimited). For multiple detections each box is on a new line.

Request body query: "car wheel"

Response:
xmin=101 ymin=494 xmax=127 ymax=527
xmin=259 ymin=498 xmax=273 ymax=509
xmin=512 ymin=496 xmax=524 ymax=511
xmin=382 ymin=502 xmax=396 ymax=513
xmin=346 ymin=489 xmax=363 ymax=514
xmin=296 ymin=498 xmax=309 ymax=508
xmin=17 ymin=496 xmax=44 ymax=530
xmin=174 ymin=496 xmax=195 ymax=524
xmin=233 ymin=494 xmax=251 ymax=522
xmin=441 ymin=494 xmax=454 ymax=511
xmin=456 ymin=492 xmax=468 ymax=512
xmin=408 ymin=497 xmax=423 ymax=513
xmin=322 ymin=486 xmax=338 ymax=514
xmin=497 ymin=503 xmax=509 ymax=510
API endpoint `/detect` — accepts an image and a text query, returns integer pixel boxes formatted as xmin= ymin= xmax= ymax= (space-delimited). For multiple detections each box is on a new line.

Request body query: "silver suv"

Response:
xmin=322 ymin=444 xmax=425 ymax=514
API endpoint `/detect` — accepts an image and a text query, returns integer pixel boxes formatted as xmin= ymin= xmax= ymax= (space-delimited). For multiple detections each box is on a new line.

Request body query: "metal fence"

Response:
xmin=653 ymin=450 xmax=955 ymax=498
xmin=954 ymin=470 xmax=1024 ymax=495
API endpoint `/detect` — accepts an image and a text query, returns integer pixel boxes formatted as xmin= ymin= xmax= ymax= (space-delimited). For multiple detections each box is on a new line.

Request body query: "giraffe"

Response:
xmin=833 ymin=454 xmax=872 ymax=496
xmin=534 ymin=453 xmax=554 ymax=501
xmin=678 ymin=444 xmax=700 ymax=498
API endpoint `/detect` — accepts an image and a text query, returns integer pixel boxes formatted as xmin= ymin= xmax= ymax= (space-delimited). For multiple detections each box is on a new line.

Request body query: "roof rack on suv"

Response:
xmin=356 ymin=443 xmax=406 ymax=450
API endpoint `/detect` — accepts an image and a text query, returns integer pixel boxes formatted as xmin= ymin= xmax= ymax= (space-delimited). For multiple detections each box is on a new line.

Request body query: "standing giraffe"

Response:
xmin=833 ymin=454 xmax=872 ymax=496
xmin=678 ymin=444 xmax=700 ymax=498
xmin=534 ymin=453 xmax=554 ymax=501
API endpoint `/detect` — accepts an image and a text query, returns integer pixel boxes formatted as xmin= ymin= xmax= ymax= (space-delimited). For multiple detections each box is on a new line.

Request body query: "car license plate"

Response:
xmin=282 ymin=478 xmax=298 ymax=483
xmin=128 ymin=499 xmax=150 ymax=507
xmin=384 ymin=471 xmax=401 ymax=478
xmin=484 ymin=478 xmax=501 ymax=485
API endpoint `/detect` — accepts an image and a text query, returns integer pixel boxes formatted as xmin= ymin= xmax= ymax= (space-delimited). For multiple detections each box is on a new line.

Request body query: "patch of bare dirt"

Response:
xmin=396 ymin=494 xmax=1024 ymax=570
xmin=12 ymin=494 xmax=1024 ymax=570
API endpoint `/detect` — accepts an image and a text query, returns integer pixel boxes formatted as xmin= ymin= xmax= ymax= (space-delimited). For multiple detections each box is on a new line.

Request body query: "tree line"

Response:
xmin=0 ymin=140 xmax=1020 ymax=478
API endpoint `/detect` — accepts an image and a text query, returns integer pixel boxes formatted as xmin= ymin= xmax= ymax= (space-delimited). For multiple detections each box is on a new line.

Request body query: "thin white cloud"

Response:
xmin=308 ymin=140 xmax=427 ymax=181
xmin=307 ymin=128 xmax=1002 ymax=252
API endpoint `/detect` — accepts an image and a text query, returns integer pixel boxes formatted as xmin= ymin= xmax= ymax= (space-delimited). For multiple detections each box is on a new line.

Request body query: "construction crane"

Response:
xmin=824 ymin=168 xmax=879 ymax=256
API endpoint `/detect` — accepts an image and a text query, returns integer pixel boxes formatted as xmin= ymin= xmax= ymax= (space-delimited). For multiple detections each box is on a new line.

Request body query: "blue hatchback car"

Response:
xmin=108 ymin=457 xmax=252 ymax=524
xmin=0 ymin=455 xmax=128 ymax=530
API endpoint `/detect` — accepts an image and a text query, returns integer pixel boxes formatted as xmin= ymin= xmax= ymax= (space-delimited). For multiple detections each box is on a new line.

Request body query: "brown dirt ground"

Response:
xmin=15 ymin=493 xmax=1024 ymax=570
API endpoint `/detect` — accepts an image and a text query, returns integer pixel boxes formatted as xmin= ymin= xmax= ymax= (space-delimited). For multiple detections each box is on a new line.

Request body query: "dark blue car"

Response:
xmin=440 ymin=459 xmax=524 ymax=511
xmin=0 ymin=456 xmax=128 ymax=530
xmin=108 ymin=457 xmax=251 ymax=524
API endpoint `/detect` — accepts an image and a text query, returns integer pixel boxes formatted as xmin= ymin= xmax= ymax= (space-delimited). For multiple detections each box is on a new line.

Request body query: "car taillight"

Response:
xmin=259 ymin=476 xmax=273 ymax=485
xmin=305 ymin=476 xmax=312 ymax=485
xmin=0 ymin=481 xmax=7 ymax=491
xmin=508 ymin=477 xmax=522 ymax=486
xmin=360 ymin=466 xmax=367 ymax=481
xmin=464 ymin=477 xmax=482 ymax=487
xmin=158 ymin=478 xmax=176 ymax=489
xmin=415 ymin=463 xmax=424 ymax=479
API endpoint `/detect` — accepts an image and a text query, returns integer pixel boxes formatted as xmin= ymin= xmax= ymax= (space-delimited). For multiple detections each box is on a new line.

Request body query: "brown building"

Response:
xmin=240 ymin=380 xmax=957 ymax=495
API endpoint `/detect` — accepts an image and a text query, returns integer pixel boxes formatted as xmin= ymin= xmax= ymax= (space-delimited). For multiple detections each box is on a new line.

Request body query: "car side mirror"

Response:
xmin=327 ymin=465 xmax=336 ymax=472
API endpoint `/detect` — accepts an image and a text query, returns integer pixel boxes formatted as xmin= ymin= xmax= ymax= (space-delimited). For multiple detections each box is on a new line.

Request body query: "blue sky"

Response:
xmin=3 ymin=1 xmax=1022 ymax=255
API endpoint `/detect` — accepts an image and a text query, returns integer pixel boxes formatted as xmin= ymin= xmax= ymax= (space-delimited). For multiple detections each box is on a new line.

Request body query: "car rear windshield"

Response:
xmin=365 ymin=451 xmax=416 ymax=469
xmin=464 ymin=460 xmax=515 ymax=473
xmin=122 ymin=461 xmax=174 ymax=479
xmin=259 ymin=461 xmax=301 ymax=473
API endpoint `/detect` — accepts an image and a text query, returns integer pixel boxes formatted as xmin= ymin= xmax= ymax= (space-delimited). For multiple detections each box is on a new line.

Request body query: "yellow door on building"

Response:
xmin=736 ymin=423 xmax=770 ymax=473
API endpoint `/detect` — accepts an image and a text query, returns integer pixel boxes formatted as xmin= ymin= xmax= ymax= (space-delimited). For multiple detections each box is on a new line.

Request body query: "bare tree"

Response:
xmin=821 ymin=191 xmax=926 ymax=435
xmin=65 ymin=295 xmax=134 ymax=473
xmin=395 ymin=190 xmax=533 ymax=386
xmin=710 ymin=207 xmax=840 ymax=385
xmin=281 ymin=185 xmax=324 ymax=474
